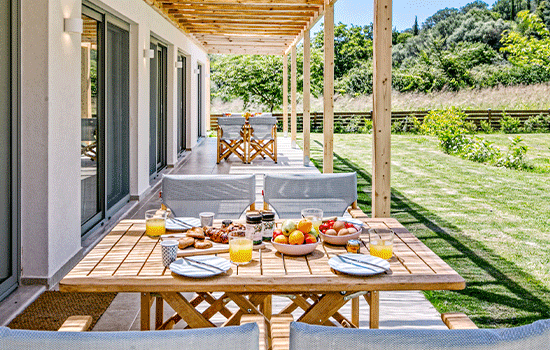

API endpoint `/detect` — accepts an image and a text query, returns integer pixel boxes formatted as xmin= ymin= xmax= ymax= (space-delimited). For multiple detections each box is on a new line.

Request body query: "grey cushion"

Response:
xmin=289 ymin=320 xmax=550 ymax=350
xmin=0 ymin=322 xmax=259 ymax=350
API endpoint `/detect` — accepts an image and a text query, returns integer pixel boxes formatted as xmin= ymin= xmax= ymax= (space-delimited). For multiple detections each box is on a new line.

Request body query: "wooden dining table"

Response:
xmin=59 ymin=217 xmax=465 ymax=331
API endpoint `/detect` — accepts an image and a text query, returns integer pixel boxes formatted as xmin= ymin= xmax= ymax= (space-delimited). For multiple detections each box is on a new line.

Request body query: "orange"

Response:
xmin=297 ymin=219 xmax=313 ymax=234
xmin=288 ymin=230 xmax=305 ymax=245
xmin=274 ymin=235 xmax=289 ymax=244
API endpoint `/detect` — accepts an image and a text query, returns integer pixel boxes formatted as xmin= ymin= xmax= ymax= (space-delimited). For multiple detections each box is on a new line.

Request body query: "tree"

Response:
xmin=501 ymin=11 xmax=550 ymax=68
xmin=413 ymin=16 xmax=419 ymax=35
xmin=210 ymin=55 xmax=283 ymax=112
xmin=422 ymin=8 xmax=459 ymax=29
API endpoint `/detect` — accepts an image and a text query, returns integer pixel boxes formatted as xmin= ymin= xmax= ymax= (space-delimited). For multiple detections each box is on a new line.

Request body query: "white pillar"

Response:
xmin=372 ymin=0 xmax=392 ymax=217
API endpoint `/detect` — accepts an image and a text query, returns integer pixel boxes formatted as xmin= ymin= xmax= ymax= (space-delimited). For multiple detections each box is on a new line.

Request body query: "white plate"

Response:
xmin=165 ymin=217 xmax=201 ymax=231
xmin=328 ymin=253 xmax=390 ymax=276
xmin=169 ymin=255 xmax=231 ymax=278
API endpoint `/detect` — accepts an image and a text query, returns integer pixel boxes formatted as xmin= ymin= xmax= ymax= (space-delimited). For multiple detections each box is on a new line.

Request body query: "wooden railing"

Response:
xmin=210 ymin=109 xmax=550 ymax=131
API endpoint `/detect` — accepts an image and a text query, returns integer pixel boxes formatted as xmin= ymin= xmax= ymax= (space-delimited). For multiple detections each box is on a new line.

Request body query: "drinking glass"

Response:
xmin=228 ymin=231 xmax=253 ymax=265
xmin=301 ymin=208 xmax=323 ymax=234
xmin=368 ymin=228 xmax=394 ymax=260
xmin=145 ymin=209 xmax=168 ymax=237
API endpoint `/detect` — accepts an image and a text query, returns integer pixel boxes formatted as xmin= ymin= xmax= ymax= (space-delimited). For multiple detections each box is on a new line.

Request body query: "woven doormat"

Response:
xmin=8 ymin=291 xmax=117 ymax=331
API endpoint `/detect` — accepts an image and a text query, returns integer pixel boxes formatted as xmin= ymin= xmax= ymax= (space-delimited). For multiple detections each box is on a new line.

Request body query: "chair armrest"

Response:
xmin=347 ymin=201 xmax=369 ymax=219
xmin=441 ymin=313 xmax=478 ymax=329
xmin=58 ymin=315 xmax=93 ymax=332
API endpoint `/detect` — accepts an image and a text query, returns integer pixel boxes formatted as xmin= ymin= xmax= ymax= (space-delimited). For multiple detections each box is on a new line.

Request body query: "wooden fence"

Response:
xmin=210 ymin=109 xmax=550 ymax=132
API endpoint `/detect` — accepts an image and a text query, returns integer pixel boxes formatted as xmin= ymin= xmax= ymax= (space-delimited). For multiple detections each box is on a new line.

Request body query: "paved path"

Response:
xmin=94 ymin=137 xmax=447 ymax=331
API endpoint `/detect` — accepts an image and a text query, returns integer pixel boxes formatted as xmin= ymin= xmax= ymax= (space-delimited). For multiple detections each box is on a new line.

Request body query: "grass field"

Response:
xmin=211 ymin=84 xmax=550 ymax=113
xmin=300 ymin=132 xmax=550 ymax=328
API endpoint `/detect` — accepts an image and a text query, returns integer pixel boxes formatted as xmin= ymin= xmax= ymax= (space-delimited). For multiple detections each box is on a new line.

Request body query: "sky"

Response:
xmin=311 ymin=0 xmax=494 ymax=33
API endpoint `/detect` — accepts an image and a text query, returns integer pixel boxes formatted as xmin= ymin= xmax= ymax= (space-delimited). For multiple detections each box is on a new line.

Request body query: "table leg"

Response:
xmin=161 ymin=292 xmax=215 ymax=328
xmin=364 ymin=291 xmax=380 ymax=329
xmin=155 ymin=296 xmax=164 ymax=330
xmin=297 ymin=293 xmax=350 ymax=325
xmin=351 ymin=297 xmax=360 ymax=327
xmin=141 ymin=292 xmax=151 ymax=331
xmin=261 ymin=295 xmax=272 ymax=320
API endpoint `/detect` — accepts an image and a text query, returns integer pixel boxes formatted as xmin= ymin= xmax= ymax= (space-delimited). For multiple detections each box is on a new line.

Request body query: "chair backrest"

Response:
xmin=0 ymin=323 xmax=259 ymax=350
xmin=218 ymin=116 xmax=246 ymax=141
xmin=263 ymin=172 xmax=357 ymax=218
xmin=162 ymin=174 xmax=256 ymax=218
xmin=230 ymin=113 xmax=243 ymax=117
xmin=289 ymin=320 xmax=550 ymax=350
xmin=260 ymin=112 xmax=273 ymax=117
xmin=249 ymin=117 xmax=277 ymax=140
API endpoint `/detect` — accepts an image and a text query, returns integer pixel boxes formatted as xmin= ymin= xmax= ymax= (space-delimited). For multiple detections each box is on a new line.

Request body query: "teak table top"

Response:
xmin=60 ymin=218 xmax=465 ymax=294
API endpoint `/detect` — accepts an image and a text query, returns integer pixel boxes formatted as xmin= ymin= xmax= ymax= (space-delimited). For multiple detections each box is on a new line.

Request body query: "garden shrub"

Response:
xmin=419 ymin=107 xmax=469 ymax=136
xmin=358 ymin=119 xmax=373 ymax=134
xmin=500 ymin=113 xmax=522 ymax=133
xmin=344 ymin=116 xmax=361 ymax=133
xmin=524 ymin=114 xmax=550 ymax=132
xmin=479 ymin=120 xmax=495 ymax=133
xmin=496 ymin=136 xmax=530 ymax=169
xmin=391 ymin=116 xmax=420 ymax=133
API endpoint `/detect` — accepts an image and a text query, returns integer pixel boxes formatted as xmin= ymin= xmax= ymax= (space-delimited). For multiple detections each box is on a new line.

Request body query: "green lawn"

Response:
xmin=300 ymin=132 xmax=550 ymax=328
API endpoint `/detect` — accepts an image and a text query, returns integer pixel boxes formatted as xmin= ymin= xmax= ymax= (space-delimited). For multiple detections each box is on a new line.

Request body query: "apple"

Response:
xmin=282 ymin=220 xmax=296 ymax=236
xmin=272 ymin=229 xmax=284 ymax=239
xmin=309 ymin=227 xmax=319 ymax=238
xmin=305 ymin=234 xmax=317 ymax=244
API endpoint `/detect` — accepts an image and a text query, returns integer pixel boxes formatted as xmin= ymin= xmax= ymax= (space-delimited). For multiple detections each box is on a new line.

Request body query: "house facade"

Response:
xmin=1 ymin=0 xmax=210 ymax=300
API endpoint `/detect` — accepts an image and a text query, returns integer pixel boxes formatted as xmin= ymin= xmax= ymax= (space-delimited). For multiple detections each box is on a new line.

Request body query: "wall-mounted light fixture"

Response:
xmin=144 ymin=49 xmax=155 ymax=59
xmin=64 ymin=18 xmax=83 ymax=34
xmin=175 ymin=61 xmax=183 ymax=69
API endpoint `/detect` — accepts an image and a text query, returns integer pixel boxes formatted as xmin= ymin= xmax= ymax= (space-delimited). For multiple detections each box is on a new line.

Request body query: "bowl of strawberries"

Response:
xmin=318 ymin=219 xmax=362 ymax=246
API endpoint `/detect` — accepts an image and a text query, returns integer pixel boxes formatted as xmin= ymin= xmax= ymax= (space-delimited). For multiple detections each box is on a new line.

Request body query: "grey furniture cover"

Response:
xmin=289 ymin=320 xmax=550 ymax=350
xmin=162 ymin=174 xmax=256 ymax=218
xmin=0 ymin=322 xmax=259 ymax=350
xmin=263 ymin=172 xmax=358 ymax=218
xmin=217 ymin=116 xmax=246 ymax=141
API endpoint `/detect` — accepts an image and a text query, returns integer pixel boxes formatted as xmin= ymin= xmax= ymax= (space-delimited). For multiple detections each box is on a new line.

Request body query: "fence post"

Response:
xmin=487 ymin=108 xmax=492 ymax=126
xmin=313 ymin=112 xmax=318 ymax=131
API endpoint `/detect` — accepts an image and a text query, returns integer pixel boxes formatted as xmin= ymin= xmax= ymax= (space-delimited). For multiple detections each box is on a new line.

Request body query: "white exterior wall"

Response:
xmin=20 ymin=0 xmax=209 ymax=283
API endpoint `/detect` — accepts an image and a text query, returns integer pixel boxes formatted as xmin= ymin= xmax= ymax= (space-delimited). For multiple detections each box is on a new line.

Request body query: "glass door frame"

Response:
xmin=81 ymin=3 xmax=130 ymax=236
xmin=177 ymin=53 xmax=187 ymax=155
xmin=149 ymin=37 xmax=168 ymax=181
xmin=0 ymin=0 xmax=20 ymax=301
xmin=197 ymin=63 xmax=203 ymax=139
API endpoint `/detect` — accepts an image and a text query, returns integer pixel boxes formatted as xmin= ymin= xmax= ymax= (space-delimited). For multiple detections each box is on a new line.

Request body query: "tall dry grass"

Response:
xmin=211 ymin=84 xmax=550 ymax=113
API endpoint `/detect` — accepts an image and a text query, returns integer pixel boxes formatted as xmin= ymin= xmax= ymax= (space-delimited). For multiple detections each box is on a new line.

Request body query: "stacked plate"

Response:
xmin=328 ymin=253 xmax=390 ymax=276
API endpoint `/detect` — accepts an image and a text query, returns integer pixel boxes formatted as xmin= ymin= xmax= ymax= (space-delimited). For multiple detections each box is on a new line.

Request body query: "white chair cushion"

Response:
xmin=289 ymin=320 xmax=550 ymax=350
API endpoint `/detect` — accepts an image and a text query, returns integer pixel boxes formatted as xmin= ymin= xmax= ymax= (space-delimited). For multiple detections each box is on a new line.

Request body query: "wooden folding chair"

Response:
xmin=217 ymin=116 xmax=247 ymax=163
xmin=248 ymin=116 xmax=277 ymax=163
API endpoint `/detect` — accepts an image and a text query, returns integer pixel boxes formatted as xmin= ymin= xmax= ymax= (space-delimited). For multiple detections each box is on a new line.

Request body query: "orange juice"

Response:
xmin=369 ymin=239 xmax=393 ymax=260
xmin=229 ymin=238 xmax=253 ymax=264
xmin=146 ymin=218 xmax=166 ymax=237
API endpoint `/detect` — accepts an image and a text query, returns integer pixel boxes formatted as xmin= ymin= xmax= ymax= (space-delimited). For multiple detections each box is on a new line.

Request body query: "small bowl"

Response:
xmin=271 ymin=239 xmax=319 ymax=256
xmin=319 ymin=224 xmax=362 ymax=246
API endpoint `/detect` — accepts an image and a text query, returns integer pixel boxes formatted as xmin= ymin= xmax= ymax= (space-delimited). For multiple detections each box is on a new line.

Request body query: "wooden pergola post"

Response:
xmin=303 ymin=29 xmax=311 ymax=165
xmin=372 ymin=0 xmax=392 ymax=217
xmin=323 ymin=1 xmax=334 ymax=173
xmin=291 ymin=45 xmax=297 ymax=148
xmin=283 ymin=53 xmax=289 ymax=137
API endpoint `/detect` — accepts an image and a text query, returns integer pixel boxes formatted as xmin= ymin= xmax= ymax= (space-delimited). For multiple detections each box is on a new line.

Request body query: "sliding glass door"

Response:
xmin=177 ymin=55 xmax=186 ymax=154
xmin=81 ymin=4 xmax=130 ymax=234
xmin=150 ymin=39 xmax=167 ymax=178
xmin=0 ymin=0 xmax=17 ymax=301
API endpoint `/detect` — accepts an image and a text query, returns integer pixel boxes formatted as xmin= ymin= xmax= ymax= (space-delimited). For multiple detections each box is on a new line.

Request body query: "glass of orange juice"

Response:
xmin=368 ymin=228 xmax=394 ymax=260
xmin=145 ymin=209 xmax=168 ymax=237
xmin=228 ymin=231 xmax=253 ymax=265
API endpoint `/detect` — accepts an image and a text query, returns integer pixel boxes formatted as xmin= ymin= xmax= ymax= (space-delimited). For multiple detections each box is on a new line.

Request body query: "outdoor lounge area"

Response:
xmin=1 ymin=0 xmax=550 ymax=349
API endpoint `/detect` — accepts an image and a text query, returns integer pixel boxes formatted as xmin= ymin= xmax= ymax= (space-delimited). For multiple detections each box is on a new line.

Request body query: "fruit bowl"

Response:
xmin=319 ymin=223 xmax=362 ymax=246
xmin=271 ymin=239 xmax=319 ymax=256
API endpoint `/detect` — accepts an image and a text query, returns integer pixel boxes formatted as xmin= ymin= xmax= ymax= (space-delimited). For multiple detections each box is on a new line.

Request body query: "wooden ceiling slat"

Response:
xmin=144 ymin=0 xmax=330 ymax=55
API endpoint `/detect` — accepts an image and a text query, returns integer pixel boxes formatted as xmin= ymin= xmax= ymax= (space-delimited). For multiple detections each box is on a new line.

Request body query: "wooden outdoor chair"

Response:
xmin=217 ymin=116 xmax=247 ymax=163
xmin=248 ymin=116 xmax=277 ymax=163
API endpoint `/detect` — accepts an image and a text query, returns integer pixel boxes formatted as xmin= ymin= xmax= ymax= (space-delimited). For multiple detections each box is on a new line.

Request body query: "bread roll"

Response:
xmin=194 ymin=240 xmax=213 ymax=249
xmin=187 ymin=227 xmax=205 ymax=239
xmin=178 ymin=237 xmax=195 ymax=249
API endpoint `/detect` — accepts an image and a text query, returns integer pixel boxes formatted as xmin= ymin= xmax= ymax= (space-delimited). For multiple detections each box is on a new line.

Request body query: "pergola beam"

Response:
xmin=303 ymin=29 xmax=311 ymax=165
xmin=291 ymin=45 xmax=297 ymax=148
xmin=158 ymin=0 xmax=325 ymax=4
xmin=372 ymin=0 xmax=392 ymax=217
xmin=322 ymin=1 xmax=334 ymax=173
